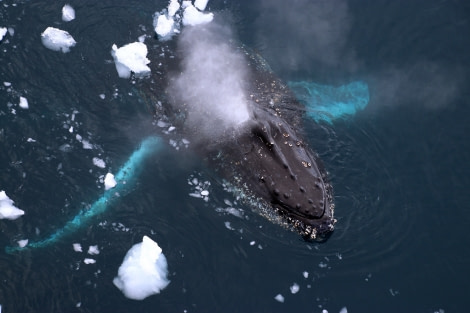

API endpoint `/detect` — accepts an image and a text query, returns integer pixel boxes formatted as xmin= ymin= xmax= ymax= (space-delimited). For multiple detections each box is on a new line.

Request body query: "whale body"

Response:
xmin=140 ymin=26 xmax=336 ymax=240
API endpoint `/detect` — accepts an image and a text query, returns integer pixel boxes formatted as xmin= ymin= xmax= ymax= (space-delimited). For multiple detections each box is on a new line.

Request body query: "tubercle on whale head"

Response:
xmin=238 ymin=106 xmax=336 ymax=241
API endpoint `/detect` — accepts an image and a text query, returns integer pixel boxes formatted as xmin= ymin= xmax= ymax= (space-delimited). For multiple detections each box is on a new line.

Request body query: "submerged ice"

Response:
xmin=113 ymin=236 xmax=170 ymax=300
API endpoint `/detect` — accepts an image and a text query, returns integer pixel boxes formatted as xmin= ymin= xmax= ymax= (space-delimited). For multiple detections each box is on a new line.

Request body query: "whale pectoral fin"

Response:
xmin=288 ymin=80 xmax=370 ymax=124
xmin=5 ymin=136 xmax=164 ymax=253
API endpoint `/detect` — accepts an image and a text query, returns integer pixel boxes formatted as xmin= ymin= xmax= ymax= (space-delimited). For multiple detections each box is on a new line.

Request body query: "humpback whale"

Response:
xmin=6 ymin=19 xmax=369 ymax=253
xmin=139 ymin=23 xmax=337 ymax=240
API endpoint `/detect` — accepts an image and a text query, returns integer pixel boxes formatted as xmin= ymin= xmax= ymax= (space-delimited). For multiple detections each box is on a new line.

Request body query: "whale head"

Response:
xmin=226 ymin=107 xmax=336 ymax=240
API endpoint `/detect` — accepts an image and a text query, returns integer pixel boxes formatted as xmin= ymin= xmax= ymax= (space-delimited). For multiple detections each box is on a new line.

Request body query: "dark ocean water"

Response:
xmin=1 ymin=0 xmax=469 ymax=312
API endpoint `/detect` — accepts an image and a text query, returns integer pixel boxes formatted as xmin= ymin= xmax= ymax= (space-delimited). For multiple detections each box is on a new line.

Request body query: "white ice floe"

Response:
xmin=41 ymin=27 xmax=76 ymax=53
xmin=83 ymin=258 xmax=96 ymax=264
xmin=155 ymin=13 xmax=175 ymax=38
xmin=19 ymin=96 xmax=29 ymax=109
xmin=104 ymin=173 xmax=117 ymax=190
xmin=113 ymin=236 xmax=170 ymax=300
xmin=154 ymin=0 xmax=213 ymax=40
xmin=111 ymin=42 xmax=151 ymax=79
xmin=290 ymin=282 xmax=300 ymax=294
xmin=88 ymin=245 xmax=100 ymax=255
xmin=62 ymin=4 xmax=75 ymax=22
xmin=274 ymin=294 xmax=285 ymax=303
xmin=92 ymin=157 xmax=106 ymax=168
xmin=73 ymin=243 xmax=83 ymax=252
xmin=182 ymin=4 xmax=213 ymax=26
xmin=0 ymin=27 xmax=7 ymax=41
xmin=17 ymin=239 xmax=28 ymax=248
xmin=0 ymin=191 xmax=24 ymax=220
xmin=194 ymin=0 xmax=209 ymax=11
xmin=168 ymin=0 xmax=181 ymax=17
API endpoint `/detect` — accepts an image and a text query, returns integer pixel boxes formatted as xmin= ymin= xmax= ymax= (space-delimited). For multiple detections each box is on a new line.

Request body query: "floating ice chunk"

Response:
xmin=73 ymin=243 xmax=83 ymax=252
xmin=200 ymin=190 xmax=209 ymax=196
xmin=17 ymin=239 xmax=28 ymax=248
xmin=0 ymin=191 xmax=24 ymax=220
xmin=290 ymin=283 xmax=300 ymax=294
xmin=3 ymin=82 xmax=11 ymax=87
xmin=41 ymin=27 xmax=76 ymax=53
xmin=182 ymin=4 xmax=213 ymax=26
xmin=274 ymin=294 xmax=284 ymax=303
xmin=84 ymin=258 xmax=96 ymax=264
xmin=167 ymin=0 xmax=180 ymax=17
xmin=104 ymin=173 xmax=117 ymax=190
xmin=111 ymin=42 xmax=151 ymax=79
xmin=82 ymin=140 xmax=93 ymax=149
xmin=88 ymin=245 xmax=100 ymax=255
xmin=339 ymin=307 xmax=348 ymax=313
xmin=19 ymin=96 xmax=29 ymax=109
xmin=194 ymin=0 xmax=209 ymax=11
xmin=155 ymin=13 xmax=175 ymax=39
xmin=92 ymin=157 xmax=106 ymax=168
xmin=26 ymin=138 xmax=36 ymax=143
xmin=113 ymin=236 xmax=170 ymax=300
xmin=0 ymin=27 xmax=7 ymax=41
xmin=62 ymin=4 xmax=75 ymax=22
xmin=302 ymin=271 xmax=309 ymax=278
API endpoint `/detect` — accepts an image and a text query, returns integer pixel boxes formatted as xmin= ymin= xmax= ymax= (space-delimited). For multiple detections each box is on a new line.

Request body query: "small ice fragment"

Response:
xmin=167 ymin=0 xmax=180 ymax=17
xmin=99 ymin=94 xmax=106 ymax=99
xmin=26 ymin=138 xmax=36 ymax=143
xmin=82 ymin=140 xmax=93 ymax=149
xmin=73 ymin=243 xmax=83 ymax=252
xmin=17 ymin=239 xmax=28 ymax=248
xmin=19 ymin=96 xmax=29 ymax=109
xmin=290 ymin=283 xmax=300 ymax=294
xmin=84 ymin=258 xmax=96 ymax=264
xmin=41 ymin=27 xmax=76 ymax=53
xmin=62 ymin=4 xmax=75 ymax=22
xmin=0 ymin=191 xmax=25 ymax=220
xmin=249 ymin=241 xmax=255 ymax=246
xmin=113 ymin=236 xmax=170 ymax=300
xmin=104 ymin=173 xmax=117 ymax=190
xmin=88 ymin=245 xmax=100 ymax=255
xmin=168 ymin=126 xmax=175 ymax=132
xmin=224 ymin=221 xmax=234 ymax=230
xmin=92 ymin=157 xmax=106 ymax=168
xmin=194 ymin=0 xmax=209 ymax=11
xmin=68 ymin=126 xmax=73 ymax=133
xmin=155 ymin=14 xmax=175 ymax=38
xmin=200 ymin=190 xmax=209 ymax=196
xmin=274 ymin=294 xmax=284 ymax=303
xmin=322 ymin=310 xmax=329 ymax=313
xmin=339 ymin=307 xmax=348 ymax=313
xmin=111 ymin=42 xmax=151 ymax=79
xmin=182 ymin=4 xmax=213 ymax=26
xmin=302 ymin=271 xmax=309 ymax=278
xmin=0 ymin=27 xmax=7 ymax=41
xmin=3 ymin=82 xmax=11 ymax=87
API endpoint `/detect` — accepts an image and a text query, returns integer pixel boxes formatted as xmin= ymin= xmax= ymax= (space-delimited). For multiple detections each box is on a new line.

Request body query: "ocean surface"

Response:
xmin=1 ymin=0 xmax=469 ymax=312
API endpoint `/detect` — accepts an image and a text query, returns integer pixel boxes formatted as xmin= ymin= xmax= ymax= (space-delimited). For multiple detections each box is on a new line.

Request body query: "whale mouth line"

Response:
xmin=272 ymin=199 xmax=326 ymax=221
